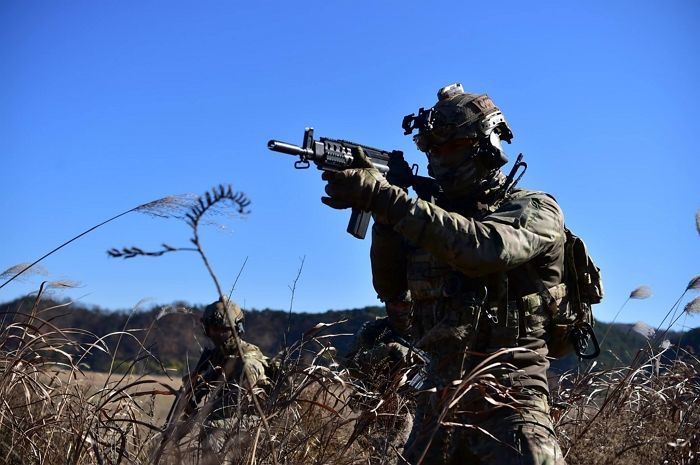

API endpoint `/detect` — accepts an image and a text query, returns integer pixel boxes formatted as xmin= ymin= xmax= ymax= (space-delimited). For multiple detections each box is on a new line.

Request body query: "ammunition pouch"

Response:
xmin=521 ymin=283 xmax=574 ymax=357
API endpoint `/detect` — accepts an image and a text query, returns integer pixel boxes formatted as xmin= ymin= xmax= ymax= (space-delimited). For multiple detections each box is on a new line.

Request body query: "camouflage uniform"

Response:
xmin=373 ymin=187 xmax=566 ymax=465
xmin=322 ymin=84 xmax=567 ymax=464
xmin=184 ymin=299 xmax=268 ymax=465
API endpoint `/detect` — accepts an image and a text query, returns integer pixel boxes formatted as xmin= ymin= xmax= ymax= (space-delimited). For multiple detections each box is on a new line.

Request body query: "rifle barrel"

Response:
xmin=267 ymin=140 xmax=313 ymax=158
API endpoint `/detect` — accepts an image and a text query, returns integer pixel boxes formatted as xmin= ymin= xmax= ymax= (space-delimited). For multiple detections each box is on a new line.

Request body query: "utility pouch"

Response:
xmin=560 ymin=228 xmax=603 ymax=358
xmin=524 ymin=225 xmax=604 ymax=359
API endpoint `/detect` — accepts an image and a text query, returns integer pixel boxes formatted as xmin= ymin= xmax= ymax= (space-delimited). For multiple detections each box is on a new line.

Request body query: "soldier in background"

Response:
xmin=345 ymin=315 xmax=415 ymax=465
xmin=321 ymin=84 xmax=567 ymax=464
xmin=179 ymin=299 xmax=268 ymax=465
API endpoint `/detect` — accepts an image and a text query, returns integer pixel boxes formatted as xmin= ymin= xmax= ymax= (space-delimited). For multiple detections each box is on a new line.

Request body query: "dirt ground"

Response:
xmin=52 ymin=369 xmax=182 ymax=423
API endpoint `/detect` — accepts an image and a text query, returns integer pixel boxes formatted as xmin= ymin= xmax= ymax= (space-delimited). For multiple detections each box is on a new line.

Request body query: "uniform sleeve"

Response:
xmin=393 ymin=193 xmax=564 ymax=277
xmin=240 ymin=343 xmax=269 ymax=389
xmin=370 ymin=222 xmax=408 ymax=301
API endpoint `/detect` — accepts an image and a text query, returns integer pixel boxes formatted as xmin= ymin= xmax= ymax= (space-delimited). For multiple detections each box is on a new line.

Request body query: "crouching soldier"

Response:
xmin=164 ymin=298 xmax=269 ymax=465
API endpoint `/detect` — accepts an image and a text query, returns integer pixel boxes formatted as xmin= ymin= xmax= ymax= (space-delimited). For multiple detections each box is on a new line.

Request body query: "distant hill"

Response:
xmin=1 ymin=297 xmax=696 ymax=374
xmin=0 ymin=297 xmax=383 ymax=372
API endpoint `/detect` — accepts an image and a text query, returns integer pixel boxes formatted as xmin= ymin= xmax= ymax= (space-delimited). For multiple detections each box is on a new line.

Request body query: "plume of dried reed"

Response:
xmin=552 ymin=342 xmax=700 ymax=465
xmin=0 ymin=297 xmax=167 ymax=465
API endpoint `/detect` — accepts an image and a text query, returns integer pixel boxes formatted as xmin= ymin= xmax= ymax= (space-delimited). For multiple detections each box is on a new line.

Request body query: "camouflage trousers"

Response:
xmin=402 ymin=389 xmax=566 ymax=465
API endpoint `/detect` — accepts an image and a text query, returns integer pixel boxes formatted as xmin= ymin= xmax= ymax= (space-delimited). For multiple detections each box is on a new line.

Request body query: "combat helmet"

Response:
xmin=402 ymin=83 xmax=514 ymax=169
xmin=201 ymin=298 xmax=245 ymax=336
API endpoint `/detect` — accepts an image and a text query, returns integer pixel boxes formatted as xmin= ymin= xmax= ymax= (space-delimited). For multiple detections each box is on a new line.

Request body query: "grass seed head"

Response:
xmin=1 ymin=263 xmax=49 ymax=280
xmin=629 ymin=285 xmax=652 ymax=300
xmin=135 ymin=194 xmax=199 ymax=219
xmin=684 ymin=296 xmax=700 ymax=315
xmin=631 ymin=321 xmax=655 ymax=339
xmin=46 ymin=280 xmax=81 ymax=289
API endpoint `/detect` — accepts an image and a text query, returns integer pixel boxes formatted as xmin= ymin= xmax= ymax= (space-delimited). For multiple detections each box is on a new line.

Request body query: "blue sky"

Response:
xmin=1 ymin=1 xmax=698 ymax=330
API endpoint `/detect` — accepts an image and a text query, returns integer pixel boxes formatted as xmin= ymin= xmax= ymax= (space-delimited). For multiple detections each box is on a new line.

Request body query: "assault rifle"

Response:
xmin=268 ymin=128 xmax=439 ymax=239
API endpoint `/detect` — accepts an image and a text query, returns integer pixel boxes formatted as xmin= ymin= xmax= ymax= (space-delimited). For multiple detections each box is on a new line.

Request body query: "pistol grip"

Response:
xmin=347 ymin=209 xmax=371 ymax=239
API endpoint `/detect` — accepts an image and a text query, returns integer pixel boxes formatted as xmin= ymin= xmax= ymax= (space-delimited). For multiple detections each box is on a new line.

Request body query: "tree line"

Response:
xmin=1 ymin=296 xmax=695 ymax=374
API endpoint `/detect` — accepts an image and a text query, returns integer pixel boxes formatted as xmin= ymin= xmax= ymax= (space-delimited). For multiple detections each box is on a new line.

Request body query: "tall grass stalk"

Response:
xmin=0 ymin=195 xmax=194 ymax=291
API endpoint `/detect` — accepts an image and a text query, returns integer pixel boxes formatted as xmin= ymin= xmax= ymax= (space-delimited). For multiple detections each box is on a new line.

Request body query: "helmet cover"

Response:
xmin=202 ymin=299 xmax=245 ymax=331
xmin=404 ymin=83 xmax=513 ymax=152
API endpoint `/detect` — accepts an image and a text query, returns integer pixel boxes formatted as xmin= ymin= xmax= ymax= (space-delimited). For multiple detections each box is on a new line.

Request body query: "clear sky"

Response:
xmin=1 ymin=1 xmax=698 ymax=331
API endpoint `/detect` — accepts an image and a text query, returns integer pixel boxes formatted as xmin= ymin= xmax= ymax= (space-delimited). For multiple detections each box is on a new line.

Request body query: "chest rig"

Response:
xmin=406 ymin=248 xmax=532 ymax=344
xmin=404 ymin=193 xmax=558 ymax=375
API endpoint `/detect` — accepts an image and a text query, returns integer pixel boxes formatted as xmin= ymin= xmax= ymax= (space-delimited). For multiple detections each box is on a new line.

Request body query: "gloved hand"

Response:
xmin=321 ymin=147 xmax=412 ymax=225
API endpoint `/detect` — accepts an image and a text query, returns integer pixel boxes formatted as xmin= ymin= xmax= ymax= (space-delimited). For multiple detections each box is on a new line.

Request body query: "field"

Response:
xmin=1 ymin=300 xmax=699 ymax=465
xmin=51 ymin=369 xmax=179 ymax=424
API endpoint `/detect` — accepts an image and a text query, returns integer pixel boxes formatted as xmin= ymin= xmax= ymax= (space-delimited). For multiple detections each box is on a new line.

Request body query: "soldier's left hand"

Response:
xmin=321 ymin=147 xmax=412 ymax=224
xmin=321 ymin=147 xmax=386 ymax=211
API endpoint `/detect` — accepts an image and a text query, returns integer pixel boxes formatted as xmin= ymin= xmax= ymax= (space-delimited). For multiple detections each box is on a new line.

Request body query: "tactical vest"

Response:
xmin=407 ymin=260 xmax=536 ymax=392
xmin=404 ymin=191 xmax=603 ymax=392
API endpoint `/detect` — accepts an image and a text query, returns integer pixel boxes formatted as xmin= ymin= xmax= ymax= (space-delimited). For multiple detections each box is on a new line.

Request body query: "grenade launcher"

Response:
xmin=268 ymin=128 xmax=438 ymax=239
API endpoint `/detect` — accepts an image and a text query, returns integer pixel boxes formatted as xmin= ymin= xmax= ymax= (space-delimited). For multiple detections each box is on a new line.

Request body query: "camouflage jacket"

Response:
xmin=187 ymin=341 xmax=268 ymax=421
xmin=371 ymin=187 xmax=565 ymax=392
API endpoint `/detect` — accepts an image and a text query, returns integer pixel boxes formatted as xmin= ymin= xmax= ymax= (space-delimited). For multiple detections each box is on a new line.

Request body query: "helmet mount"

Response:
xmin=402 ymin=83 xmax=514 ymax=161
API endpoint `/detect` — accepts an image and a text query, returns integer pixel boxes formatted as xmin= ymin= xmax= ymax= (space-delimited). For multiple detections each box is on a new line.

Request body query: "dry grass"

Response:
xmin=2 ymin=296 xmax=700 ymax=464
xmin=1 ymin=301 xmax=414 ymax=465
xmin=0 ymin=300 xmax=168 ymax=464
xmin=552 ymin=345 xmax=700 ymax=465
xmin=152 ymin=320 xmax=416 ymax=465
xmin=51 ymin=370 xmax=178 ymax=424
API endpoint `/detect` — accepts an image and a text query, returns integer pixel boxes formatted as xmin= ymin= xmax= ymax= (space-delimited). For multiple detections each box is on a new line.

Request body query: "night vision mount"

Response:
xmin=402 ymin=83 xmax=466 ymax=136
xmin=402 ymin=107 xmax=434 ymax=136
